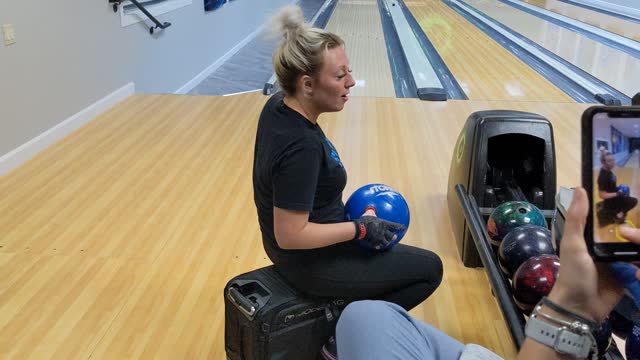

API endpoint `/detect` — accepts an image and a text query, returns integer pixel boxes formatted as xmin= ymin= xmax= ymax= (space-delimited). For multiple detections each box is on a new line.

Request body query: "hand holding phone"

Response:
xmin=582 ymin=105 xmax=640 ymax=261
xmin=609 ymin=262 xmax=640 ymax=308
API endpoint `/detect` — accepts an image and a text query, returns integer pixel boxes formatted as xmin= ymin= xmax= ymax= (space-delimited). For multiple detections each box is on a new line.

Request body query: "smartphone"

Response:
xmin=582 ymin=105 xmax=640 ymax=261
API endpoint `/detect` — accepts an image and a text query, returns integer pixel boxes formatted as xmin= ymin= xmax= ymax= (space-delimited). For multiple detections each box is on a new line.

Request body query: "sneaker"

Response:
xmin=320 ymin=336 xmax=338 ymax=360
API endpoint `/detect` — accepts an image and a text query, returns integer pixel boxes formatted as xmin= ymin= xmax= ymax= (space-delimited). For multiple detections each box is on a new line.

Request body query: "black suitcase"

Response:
xmin=224 ymin=266 xmax=348 ymax=360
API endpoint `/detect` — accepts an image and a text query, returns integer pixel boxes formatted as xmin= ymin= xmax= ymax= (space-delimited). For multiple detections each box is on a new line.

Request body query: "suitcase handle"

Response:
xmin=227 ymin=286 xmax=257 ymax=319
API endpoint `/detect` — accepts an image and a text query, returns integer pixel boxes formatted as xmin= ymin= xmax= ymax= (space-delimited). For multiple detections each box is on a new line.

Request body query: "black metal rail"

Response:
xmin=455 ymin=184 xmax=526 ymax=348
xmin=110 ymin=0 xmax=172 ymax=35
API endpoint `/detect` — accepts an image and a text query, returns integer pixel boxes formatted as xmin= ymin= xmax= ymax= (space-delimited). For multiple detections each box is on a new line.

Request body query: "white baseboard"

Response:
xmin=174 ymin=24 xmax=268 ymax=94
xmin=0 ymin=82 xmax=135 ymax=176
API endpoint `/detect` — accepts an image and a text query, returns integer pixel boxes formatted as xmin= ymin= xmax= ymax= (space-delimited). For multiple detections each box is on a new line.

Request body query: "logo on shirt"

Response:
xmin=325 ymin=137 xmax=343 ymax=167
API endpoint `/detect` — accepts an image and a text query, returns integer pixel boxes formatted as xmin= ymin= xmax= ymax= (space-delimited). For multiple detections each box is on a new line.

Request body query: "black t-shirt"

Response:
xmin=253 ymin=92 xmax=347 ymax=262
xmin=597 ymin=168 xmax=617 ymax=193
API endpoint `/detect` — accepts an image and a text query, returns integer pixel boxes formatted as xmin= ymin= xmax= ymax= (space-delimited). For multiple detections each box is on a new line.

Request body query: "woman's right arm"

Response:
xmin=273 ymin=207 xmax=356 ymax=250
xmin=599 ymin=190 xmax=618 ymax=199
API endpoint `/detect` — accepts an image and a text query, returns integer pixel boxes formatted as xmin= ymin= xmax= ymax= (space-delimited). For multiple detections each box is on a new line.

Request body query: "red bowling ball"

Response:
xmin=512 ymin=255 xmax=560 ymax=314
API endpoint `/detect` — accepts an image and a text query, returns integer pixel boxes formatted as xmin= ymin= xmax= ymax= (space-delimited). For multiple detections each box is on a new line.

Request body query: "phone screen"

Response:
xmin=592 ymin=111 xmax=640 ymax=244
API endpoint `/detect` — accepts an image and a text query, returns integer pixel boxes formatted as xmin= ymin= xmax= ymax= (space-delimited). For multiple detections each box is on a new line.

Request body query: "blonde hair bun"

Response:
xmin=271 ymin=5 xmax=307 ymax=40
xmin=270 ymin=5 xmax=344 ymax=95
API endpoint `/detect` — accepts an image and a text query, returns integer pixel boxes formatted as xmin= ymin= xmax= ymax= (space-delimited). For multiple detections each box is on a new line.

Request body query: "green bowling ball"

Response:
xmin=487 ymin=201 xmax=546 ymax=246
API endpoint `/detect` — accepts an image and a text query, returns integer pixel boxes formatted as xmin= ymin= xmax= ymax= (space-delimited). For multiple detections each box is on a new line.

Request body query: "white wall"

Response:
xmin=592 ymin=119 xmax=629 ymax=167
xmin=0 ymin=0 xmax=290 ymax=161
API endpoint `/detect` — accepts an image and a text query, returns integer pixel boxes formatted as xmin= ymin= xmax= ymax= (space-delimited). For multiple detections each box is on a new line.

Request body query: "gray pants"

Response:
xmin=336 ymin=301 xmax=503 ymax=360
xmin=336 ymin=300 xmax=467 ymax=360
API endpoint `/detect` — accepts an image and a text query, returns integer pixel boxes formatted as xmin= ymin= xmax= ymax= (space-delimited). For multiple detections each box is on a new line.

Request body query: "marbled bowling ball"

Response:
xmin=512 ymin=255 xmax=560 ymax=314
xmin=498 ymin=225 xmax=555 ymax=277
xmin=487 ymin=201 xmax=546 ymax=246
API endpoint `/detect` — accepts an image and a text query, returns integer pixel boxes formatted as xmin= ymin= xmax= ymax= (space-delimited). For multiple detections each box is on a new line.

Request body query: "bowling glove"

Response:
xmin=353 ymin=216 xmax=406 ymax=250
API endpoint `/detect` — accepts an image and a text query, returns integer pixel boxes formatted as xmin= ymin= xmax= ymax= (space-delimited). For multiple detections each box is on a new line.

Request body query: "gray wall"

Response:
xmin=0 ymin=0 xmax=290 ymax=157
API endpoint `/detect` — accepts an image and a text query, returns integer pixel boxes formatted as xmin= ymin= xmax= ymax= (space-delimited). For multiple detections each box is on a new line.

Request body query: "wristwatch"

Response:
xmin=525 ymin=314 xmax=594 ymax=358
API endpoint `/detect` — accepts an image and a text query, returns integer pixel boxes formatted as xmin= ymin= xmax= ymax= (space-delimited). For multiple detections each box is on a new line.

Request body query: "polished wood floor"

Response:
xmin=0 ymin=92 xmax=590 ymax=359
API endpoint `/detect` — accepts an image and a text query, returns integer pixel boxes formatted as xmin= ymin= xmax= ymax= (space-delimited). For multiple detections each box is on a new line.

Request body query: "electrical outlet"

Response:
xmin=3 ymin=24 xmax=16 ymax=46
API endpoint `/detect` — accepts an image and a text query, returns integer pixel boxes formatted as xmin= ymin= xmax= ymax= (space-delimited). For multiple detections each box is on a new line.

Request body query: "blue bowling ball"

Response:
xmin=619 ymin=184 xmax=631 ymax=197
xmin=627 ymin=323 xmax=640 ymax=360
xmin=345 ymin=184 xmax=410 ymax=251
xmin=498 ymin=225 xmax=555 ymax=277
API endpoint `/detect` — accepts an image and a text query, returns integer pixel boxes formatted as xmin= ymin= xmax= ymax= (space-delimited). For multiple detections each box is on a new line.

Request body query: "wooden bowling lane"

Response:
xmin=404 ymin=0 xmax=572 ymax=102
xmin=324 ymin=0 xmax=396 ymax=98
xmin=624 ymin=150 xmax=640 ymax=168
xmin=523 ymin=0 xmax=640 ymax=41
xmin=468 ymin=0 xmax=640 ymax=98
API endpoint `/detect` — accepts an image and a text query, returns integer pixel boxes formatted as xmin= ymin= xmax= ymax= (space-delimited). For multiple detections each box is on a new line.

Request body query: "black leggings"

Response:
xmin=597 ymin=196 xmax=638 ymax=226
xmin=274 ymin=242 xmax=443 ymax=311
